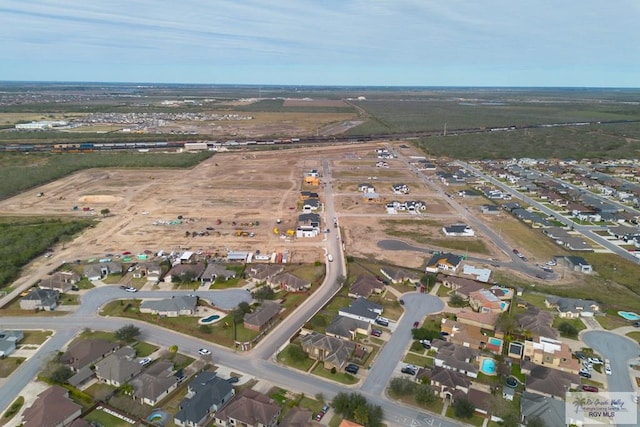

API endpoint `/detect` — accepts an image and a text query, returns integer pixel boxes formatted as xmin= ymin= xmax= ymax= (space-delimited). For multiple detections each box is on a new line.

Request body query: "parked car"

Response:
xmin=588 ymin=357 xmax=603 ymax=365
xmin=139 ymin=357 xmax=152 ymax=366
xmin=605 ymin=365 xmax=612 ymax=375
xmin=227 ymin=376 xmax=240 ymax=383
xmin=322 ymin=405 xmax=330 ymax=413
xmin=399 ymin=299 xmax=404 ymax=305
xmin=401 ymin=366 xmax=416 ymax=375
xmin=345 ymin=364 xmax=359 ymax=374
xmin=579 ymin=371 xmax=592 ymax=379
xmin=125 ymin=286 xmax=138 ymax=293
xmin=315 ymin=411 xmax=325 ymax=422
xmin=371 ymin=329 xmax=382 ymax=337
xmin=375 ymin=318 xmax=389 ymax=327
xmin=198 ymin=348 xmax=211 ymax=356
xmin=119 ymin=285 xmax=128 ymax=290
xmin=582 ymin=385 xmax=599 ymax=393
xmin=574 ymin=351 xmax=587 ymax=360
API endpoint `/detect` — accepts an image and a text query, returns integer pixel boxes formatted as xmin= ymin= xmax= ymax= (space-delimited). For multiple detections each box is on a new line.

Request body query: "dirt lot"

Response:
xmin=0 ymin=142 xmax=510 ymax=283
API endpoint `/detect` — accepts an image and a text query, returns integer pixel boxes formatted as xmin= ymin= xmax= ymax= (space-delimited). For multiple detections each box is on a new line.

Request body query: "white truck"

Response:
xmin=327 ymin=254 xmax=334 ymax=262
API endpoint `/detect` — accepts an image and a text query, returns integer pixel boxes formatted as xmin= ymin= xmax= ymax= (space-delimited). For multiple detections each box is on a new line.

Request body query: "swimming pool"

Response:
xmin=198 ymin=314 xmax=221 ymax=324
xmin=489 ymin=337 xmax=502 ymax=346
xmin=618 ymin=311 xmax=640 ymax=321
xmin=480 ymin=358 xmax=496 ymax=375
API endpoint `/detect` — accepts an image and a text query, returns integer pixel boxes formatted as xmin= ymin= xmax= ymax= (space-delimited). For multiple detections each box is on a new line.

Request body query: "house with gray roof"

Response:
xmin=201 ymin=264 xmax=237 ymax=286
xmin=247 ymin=264 xmax=283 ymax=282
xmin=562 ymin=256 xmax=593 ymax=273
xmin=379 ymin=267 xmax=420 ymax=284
xmin=515 ymin=306 xmax=557 ymax=339
xmin=326 ymin=315 xmax=370 ymax=341
xmin=83 ymin=261 xmax=122 ymax=281
xmin=521 ymin=361 xmax=580 ymax=399
xmin=132 ymin=262 xmax=163 ymax=282
xmin=520 ymin=392 xmax=567 ymax=427
xmin=301 ymin=332 xmax=356 ymax=371
xmin=131 ymin=359 xmax=178 ymax=406
xmin=429 ymin=366 xmax=471 ymax=400
xmin=215 ymin=389 xmax=280 ymax=427
xmin=164 ymin=262 xmax=206 ymax=283
xmin=270 ymin=272 xmax=311 ymax=292
xmin=431 ymin=339 xmax=479 ymax=378
xmin=94 ymin=346 xmax=141 ymax=387
xmin=243 ymin=301 xmax=281 ymax=332
xmin=545 ymin=297 xmax=600 ymax=318
xmin=280 ymin=407 xmax=321 ymax=427
xmin=0 ymin=330 xmax=23 ymax=358
xmin=338 ymin=297 xmax=383 ymax=324
xmin=61 ymin=338 xmax=119 ymax=372
xmin=425 ymin=253 xmax=463 ymax=273
xmin=140 ymin=295 xmax=198 ymax=317
xmin=39 ymin=271 xmax=80 ymax=293
xmin=175 ymin=371 xmax=235 ymax=427
xmin=19 ymin=288 xmax=59 ymax=311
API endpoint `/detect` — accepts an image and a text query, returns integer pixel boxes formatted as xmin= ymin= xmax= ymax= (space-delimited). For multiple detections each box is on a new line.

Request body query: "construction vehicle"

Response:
xmin=273 ymin=227 xmax=279 ymax=235
xmin=285 ymin=229 xmax=295 ymax=236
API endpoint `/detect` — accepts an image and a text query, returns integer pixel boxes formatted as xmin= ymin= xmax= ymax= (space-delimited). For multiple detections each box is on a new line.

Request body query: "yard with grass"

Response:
xmin=0 ymin=357 xmax=24 ymax=378
xmin=21 ymin=330 xmax=52 ymax=345
xmin=626 ymin=331 xmax=640 ymax=343
xmin=445 ymin=406 xmax=486 ymax=427
xmin=311 ymin=363 xmax=359 ymax=385
xmin=402 ymin=353 xmax=432 ymax=368
xmin=276 ymin=343 xmax=315 ymax=372
xmin=84 ymin=407 xmax=137 ymax=427
xmin=133 ymin=341 xmax=159 ymax=357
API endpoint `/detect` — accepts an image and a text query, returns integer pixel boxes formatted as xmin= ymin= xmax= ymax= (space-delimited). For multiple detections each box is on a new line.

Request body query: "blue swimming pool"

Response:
xmin=480 ymin=358 xmax=496 ymax=375
xmin=618 ymin=311 xmax=640 ymax=321
xmin=199 ymin=314 xmax=220 ymax=324
xmin=489 ymin=337 xmax=502 ymax=346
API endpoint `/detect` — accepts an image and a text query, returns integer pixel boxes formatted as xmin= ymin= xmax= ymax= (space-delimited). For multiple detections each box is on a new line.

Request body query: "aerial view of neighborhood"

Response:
xmin=1 ymin=83 xmax=640 ymax=427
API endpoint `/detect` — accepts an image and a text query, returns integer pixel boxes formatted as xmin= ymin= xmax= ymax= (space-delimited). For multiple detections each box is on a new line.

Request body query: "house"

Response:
xmin=520 ymin=391 xmax=568 ymax=427
xmin=437 ymin=275 xmax=485 ymax=299
xmin=326 ymin=315 xmax=370 ymax=340
xmin=442 ymin=224 xmax=475 ymax=237
xmin=300 ymin=332 xmax=356 ymax=371
xmin=461 ymin=265 xmax=491 ymax=283
xmin=201 ymin=264 xmax=236 ymax=286
xmin=0 ymin=330 xmax=24 ymax=358
xmin=270 ymin=272 xmax=311 ymax=292
xmin=392 ymin=183 xmax=409 ymax=194
xmin=440 ymin=319 xmax=498 ymax=353
xmin=131 ymin=359 xmax=178 ymax=406
xmin=480 ymin=204 xmax=500 ymax=214
xmin=175 ymin=371 xmax=235 ymax=427
xmin=467 ymin=388 xmax=493 ymax=417
xmin=61 ymin=339 xmax=119 ymax=372
xmin=502 ymin=386 xmax=515 ymax=401
xmin=515 ymin=306 xmax=557 ymax=339
xmin=243 ymin=301 xmax=281 ymax=332
xmin=83 ymin=261 xmax=122 ymax=281
xmin=247 ymin=264 xmax=283 ymax=282
xmin=164 ymin=262 xmax=206 ymax=283
xmin=430 ymin=339 xmax=479 ymax=378
xmin=303 ymin=176 xmax=320 ymax=186
xmin=468 ymin=289 xmax=508 ymax=313
xmin=94 ymin=346 xmax=142 ymax=387
xmin=358 ymin=183 xmax=375 ymax=193
xmin=562 ymin=256 xmax=593 ymax=273
xmin=362 ymin=192 xmax=381 ymax=202
xmin=425 ymin=253 xmax=463 ymax=273
xmin=214 ymin=389 xmax=280 ymax=427
xmin=544 ymin=297 xmax=600 ymax=318
xmin=22 ymin=386 xmax=82 ymax=427
xmin=302 ymin=198 xmax=321 ymax=211
xmin=348 ymin=275 xmax=384 ymax=298
xmin=39 ymin=271 xmax=81 ymax=293
xmin=300 ymin=191 xmax=319 ymax=200
xmin=456 ymin=310 xmax=499 ymax=331
xmin=338 ymin=297 xmax=383 ymax=324
xmin=19 ymin=288 xmax=59 ymax=311
xmin=140 ymin=295 xmax=198 ymax=317
xmin=521 ymin=362 xmax=580 ymax=399
xmin=133 ymin=262 xmax=163 ymax=281
xmin=379 ymin=266 xmax=420 ymax=284
xmin=429 ymin=366 xmax=471 ymax=400
xmin=522 ymin=337 xmax=580 ymax=374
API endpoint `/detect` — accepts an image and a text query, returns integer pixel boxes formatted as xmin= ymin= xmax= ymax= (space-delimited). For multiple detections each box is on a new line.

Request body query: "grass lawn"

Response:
xmin=0 ymin=358 xmax=25 ymax=378
xmin=311 ymin=363 xmax=359 ymax=385
xmin=84 ymin=407 xmax=135 ymax=427
xmin=328 ymin=414 xmax=342 ymax=427
xmin=388 ymin=392 xmax=444 ymax=415
xmin=60 ymin=293 xmax=80 ymax=305
xmin=133 ymin=341 xmax=159 ymax=357
xmin=402 ymin=353 xmax=431 ymax=367
xmin=101 ymin=274 xmax=124 ymax=284
xmin=276 ymin=343 xmax=315 ymax=372
xmin=626 ymin=331 xmax=640 ymax=343
xmin=595 ymin=314 xmax=630 ymax=330
xmin=78 ymin=329 xmax=118 ymax=342
xmin=1 ymin=396 xmax=24 ymax=424
xmin=445 ymin=406 xmax=485 ymax=427
xmin=369 ymin=294 xmax=403 ymax=321
xmin=84 ymin=383 xmax=117 ymax=402
xmin=553 ymin=316 xmax=586 ymax=337
xmin=21 ymin=330 xmax=52 ymax=345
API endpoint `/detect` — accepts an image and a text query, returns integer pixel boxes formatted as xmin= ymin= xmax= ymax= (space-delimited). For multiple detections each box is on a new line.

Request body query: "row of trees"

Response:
xmin=332 ymin=392 xmax=383 ymax=427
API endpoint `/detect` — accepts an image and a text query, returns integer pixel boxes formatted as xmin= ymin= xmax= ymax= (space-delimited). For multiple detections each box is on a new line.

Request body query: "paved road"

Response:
xmin=582 ymin=330 xmax=640 ymax=394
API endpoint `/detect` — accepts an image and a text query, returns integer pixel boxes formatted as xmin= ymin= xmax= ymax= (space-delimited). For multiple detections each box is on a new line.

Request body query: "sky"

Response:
xmin=1 ymin=0 xmax=639 ymax=87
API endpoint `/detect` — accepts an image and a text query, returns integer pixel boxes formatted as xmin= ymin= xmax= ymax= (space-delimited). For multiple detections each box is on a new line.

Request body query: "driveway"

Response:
xmin=582 ymin=331 xmax=640 ymax=394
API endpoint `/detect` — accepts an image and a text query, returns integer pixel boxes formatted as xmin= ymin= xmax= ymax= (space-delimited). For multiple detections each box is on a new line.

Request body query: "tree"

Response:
xmin=415 ymin=384 xmax=437 ymax=404
xmin=100 ymin=208 xmax=110 ymax=217
xmin=169 ymin=345 xmax=178 ymax=354
xmin=411 ymin=327 xmax=440 ymax=341
xmin=253 ymin=286 xmax=275 ymax=301
xmin=50 ymin=365 xmax=73 ymax=384
xmin=420 ymin=273 xmax=436 ymax=291
xmin=115 ymin=324 xmax=140 ymax=342
xmin=558 ymin=321 xmax=578 ymax=338
xmin=118 ymin=383 xmax=134 ymax=396
xmin=453 ymin=398 xmax=475 ymax=419
xmin=315 ymin=392 xmax=325 ymax=403
xmin=388 ymin=377 xmax=416 ymax=396
xmin=448 ymin=293 xmax=467 ymax=307
xmin=287 ymin=345 xmax=308 ymax=362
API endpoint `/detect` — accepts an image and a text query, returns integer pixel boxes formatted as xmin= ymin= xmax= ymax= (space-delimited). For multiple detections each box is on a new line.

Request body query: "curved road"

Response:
xmin=582 ymin=331 xmax=640 ymax=394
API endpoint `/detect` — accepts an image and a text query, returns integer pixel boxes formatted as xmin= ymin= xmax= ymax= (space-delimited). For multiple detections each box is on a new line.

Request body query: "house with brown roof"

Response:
xmin=301 ymin=332 xmax=356 ymax=371
xmin=270 ymin=272 xmax=311 ymax=292
xmin=140 ymin=295 xmax=198 ymax=317
xmin=94 ymin=346 xmax=142 ymax=387
xmin=243 ymin=301 xmax=281 ymax=332
xmin=468 ymin=289 xmax=508 ymax=313
xmin=247 ymin=264 xmax=284 ymax=282
xmin=348 ymin=275 xmax=384 ymax=298
xmin=515 ymin=306 xmax=557 ymax=339
xmin=201 ymin=264 xmax=237 ymax=286
xmin=522 ymin=336 xmax=580 ymax=374
xmin=131 ymin=359 xmax=178 ymax=406
xmin=280 ymin=407 xmax=322 ymax=427
xmin=61 ymin=338 xmax=119 ymax=372
xmin=379 ymin=267 xmax=420 ymax=284
xmin=428 ymin=366 xmax=471 ymax=400
xmin=21 ymin=386 xmax=82 ymax=427
xmin=164 ymin=262 xmax=206 ymax=283
xmin=456 ymin=310 xmax=499 ymax=331
xmin=441 ymin=319 xmax=493 ymax=353
xmin=214 ymin=389 xmax=280 ymax=427
xmin=431 ymin=339 xmax=479 ymax=378
xmin=437 ymin=274 xmax=485 ymax=299
xmin=467 ymin=388 xmax=492 ymax=417
xmin=39 ymin=271 xmax=81 ymax=293
xmin=521 ymin=361 xmax=580 ymax=398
